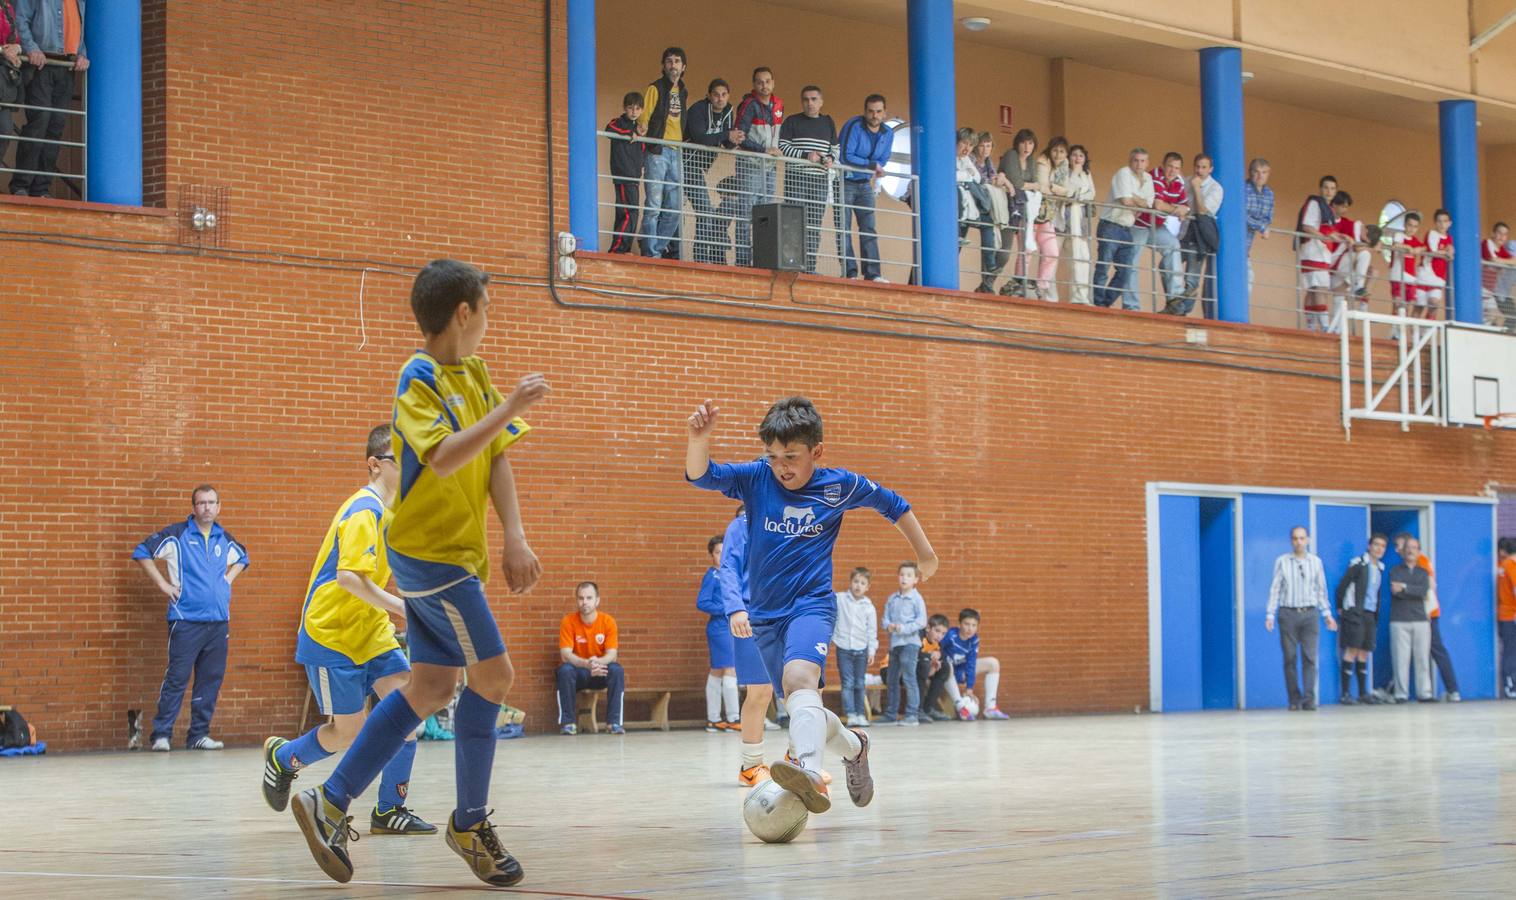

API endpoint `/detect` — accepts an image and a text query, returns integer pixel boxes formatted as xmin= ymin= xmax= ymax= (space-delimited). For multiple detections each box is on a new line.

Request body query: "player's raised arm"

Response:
xmin=894 ymin=511 xmax=939 ymax=581
xmin=685 ymin=399 xmax=720 ymax=480
xmin=428 ymin=373 xmax=549 ymax=478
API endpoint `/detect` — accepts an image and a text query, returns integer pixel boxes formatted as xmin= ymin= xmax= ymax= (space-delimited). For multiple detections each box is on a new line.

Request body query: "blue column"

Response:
xmin=1199 ymin=47 xmax=1246 ymax=323
xmin=907 ymin=0 xmax=957 ymax=290
xmin=84 ymin=0 xmax=142 ymax=205
xmin=567 ymin=0 xmax=599 ymax=251
xmin=1439 ymin=99 xmax=1482 ymax=324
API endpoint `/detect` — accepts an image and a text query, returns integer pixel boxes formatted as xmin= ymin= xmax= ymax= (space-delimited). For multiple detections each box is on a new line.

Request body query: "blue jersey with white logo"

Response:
xmin=131 ymin=516 xmax=250 ymax=622
xmin=940 ymin=627 xmax=980 ymax=688
xmin=689 ymin=460 xmax=911 ymax=621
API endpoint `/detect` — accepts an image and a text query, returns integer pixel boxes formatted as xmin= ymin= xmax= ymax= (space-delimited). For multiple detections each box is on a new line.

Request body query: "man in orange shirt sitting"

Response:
xmin=1498 ymin=537 xmax=1516 ymax=699
xmin=556 ymin=582 xmax=625 ymax=735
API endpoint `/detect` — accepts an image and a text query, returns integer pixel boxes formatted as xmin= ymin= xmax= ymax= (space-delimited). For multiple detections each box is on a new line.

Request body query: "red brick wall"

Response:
xmin=2 ymin=1 xmax=1512 ymax=751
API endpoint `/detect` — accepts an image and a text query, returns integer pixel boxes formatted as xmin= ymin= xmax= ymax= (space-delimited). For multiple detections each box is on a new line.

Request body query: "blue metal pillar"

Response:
xmin=907 ymin=0 xmax=957 ymax=289
xmin=1199 ymin=47 xmax=1246 ymax=323
xmin=84 ymin=0 xmax=142 ymax=205
xmin=567 ymin=0 xmax=599 ymax=251
xmin=1439 ymin=99 xmax=1482 ymax=324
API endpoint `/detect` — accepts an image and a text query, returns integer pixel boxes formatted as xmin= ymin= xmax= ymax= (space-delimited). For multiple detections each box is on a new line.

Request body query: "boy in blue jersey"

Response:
xmin=686 ymin=396 xmax=939 ymax=814
xmin=289 ymin=259 xmax=549 ymax=887
xmin=941 ymin=608 xmax=1009 ymax=720
xmin=260 ymin=425 xmax=436 ymax=836
xmin=697 ymin=533 xmax=741 ymax=731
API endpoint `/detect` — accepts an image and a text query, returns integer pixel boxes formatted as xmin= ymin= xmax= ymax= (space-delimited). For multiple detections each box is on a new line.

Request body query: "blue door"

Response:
xmin=1158 ymin=494 xmax=1202 ymax=711
xmin=1241 ymin=493 xmax=1312 ymax=709
xmin=1370 ymin=508 xmax=1421 ymax=689
xmin=1315 ymin=504 xmax=1370 ymax=705
xmin=1433 ymin=502 xmax=1497 ymax=699
xmin=1199 ymin=498 xmax=1237 ymax=708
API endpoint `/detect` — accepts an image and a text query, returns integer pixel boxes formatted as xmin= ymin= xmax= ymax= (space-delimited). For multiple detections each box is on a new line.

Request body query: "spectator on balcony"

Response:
xmin=9 ymin=0 xmax=88 ymax=198
xmin=734 ymin=67 xmax=783 ymax=268
xmin=604 ymin=92 xmax=646 ymax=255
xmin=1243 ymin=158 xmax=1274 ymax=300
xmin=956 ymin=127 xmax=998 ymax=294
xmin=995 ymin=128 xmax=1038 ymax=298
xmin=1 ymin=0 xmax=23 ymax=166
xmin=1093 ymin=148 xmax=1154 ymax=310
xmin=837 ymin=94 xmax=893 ymax=283
xmin=1139 ymin=152 xmax=1189 ymax=312
xmin=1295 ymin=175 xmax=1343 ymax=331
xmin=1481 ymin=221 xmax=1515 ymax=323
xmin=779 ymin=85 xmax=837 ymax=275
xmin=1174 ymin=153 xmax=1221 ymax=318
xmin=1325 ymin=191 xmax=1373 ymax=327
xmin=1065 ymin=145 xmax=1096 ymax=304
xmin=1389 ymin=210 xmax=1425 ymax=322
xmin=1032 ymin=136 xmax=1072 ymax=302
xmin=685 ymin=78 xmax=740 ymax=265
xmin=636 ymin=47 xmax=689 ymax=261
xmin=1417 ymin=208 xmax=1454 ymax=318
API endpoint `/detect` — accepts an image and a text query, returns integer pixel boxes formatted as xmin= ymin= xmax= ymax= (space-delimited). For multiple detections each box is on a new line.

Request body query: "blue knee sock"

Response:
xmin=452 ymin=687 xmax=498 ymax=830
xmin=376 ymin=739 xmax=418 ymax=813
xmin=276 ymin=726 xmax=334 ymax=771
xmin=323 ymin=692 xmax=421 ymax=813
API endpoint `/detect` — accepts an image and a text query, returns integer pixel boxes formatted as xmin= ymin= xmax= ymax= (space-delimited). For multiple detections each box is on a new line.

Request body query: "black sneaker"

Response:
xmin=1340 ymin=696 xmax=1357 ymax=706
xmin=446 ymin=811 xmax=525 ymax=887
xmin=927 ymin=711 xmax=953 ymax=722
xmin=262 ymin=736 xmax=297 ymax=812
xmin=371 ymin=805 xmax=439 ymax=835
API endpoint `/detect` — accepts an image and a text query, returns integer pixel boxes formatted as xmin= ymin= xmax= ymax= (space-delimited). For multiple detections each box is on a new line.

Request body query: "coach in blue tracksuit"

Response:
xmin=836 ymin=94 xmax=895 ymax=282
xmin=132 ymin=484 xmax=249 ymax=751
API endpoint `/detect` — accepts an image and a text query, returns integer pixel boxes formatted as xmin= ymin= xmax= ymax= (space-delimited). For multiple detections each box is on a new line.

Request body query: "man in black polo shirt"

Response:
xmin=1388 ymin=536 xmax=1434 ymax=702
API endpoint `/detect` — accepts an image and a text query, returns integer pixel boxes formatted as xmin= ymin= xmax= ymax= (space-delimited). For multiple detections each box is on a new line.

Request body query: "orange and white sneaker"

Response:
xmin=784 ymin=752 xmax=832 ymax=786
xmin=738 ymin=764 xmax=771 ymax=787
xmin=769 ymin=758 xmax=831 ymax=814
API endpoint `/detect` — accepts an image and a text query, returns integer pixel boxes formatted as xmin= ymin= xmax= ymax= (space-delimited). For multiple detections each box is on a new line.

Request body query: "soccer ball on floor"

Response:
xmin=743 ymin=780 xmax=810 ymax=844
xmin=960 ymin=696 xmax=981 ymax=718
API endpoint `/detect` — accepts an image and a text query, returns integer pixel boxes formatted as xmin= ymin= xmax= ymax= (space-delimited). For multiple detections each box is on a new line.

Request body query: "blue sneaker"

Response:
xmin=608 ymin=724 xmax=625 ymax=735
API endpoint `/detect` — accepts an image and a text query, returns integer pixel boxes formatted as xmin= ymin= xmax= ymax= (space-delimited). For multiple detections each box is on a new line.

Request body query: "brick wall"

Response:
xmin=2 ymin=1 xmax=1513 ymax=751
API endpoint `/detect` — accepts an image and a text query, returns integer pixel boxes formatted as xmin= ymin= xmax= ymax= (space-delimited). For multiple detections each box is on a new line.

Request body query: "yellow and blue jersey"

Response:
xmin=296 ymin=486 xmax=399 ymax=667
xmin=387 ymin=351 xmax=530 ymax=594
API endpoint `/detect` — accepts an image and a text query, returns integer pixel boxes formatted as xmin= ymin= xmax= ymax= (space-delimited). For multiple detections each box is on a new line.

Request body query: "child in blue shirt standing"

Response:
xmin=880 ymin=562 xmax=928 ymax=725
xmin=685 ymin=396 xmax=939 ymax=815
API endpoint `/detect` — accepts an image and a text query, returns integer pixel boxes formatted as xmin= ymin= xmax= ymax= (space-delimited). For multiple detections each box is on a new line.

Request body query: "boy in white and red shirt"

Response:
xmin=1481 ymin=221 xmax=1514 ymax=323
xmin=1327 ymin=191 xmax=1372 ymax=326
xmin=1296 ymin=176 xmax=1342 ymax=331
xmin=1416 ymin=209 xmax=1454 ymax=319
xmin=1390 ymin=211 xmax=1425 ymax=320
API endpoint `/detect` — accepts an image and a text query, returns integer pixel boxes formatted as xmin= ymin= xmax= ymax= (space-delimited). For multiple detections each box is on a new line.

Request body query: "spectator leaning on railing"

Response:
xmin=1243 ymin=158 xmax=1274 ymax=300
xmin=778 ymin=85 xmax=837 ymax=275
xmin=1140 ymin=151 xmax=1189 ymax=311
xmin=1093 ymin=148 xmax=1154 ymax=310
xmin=1032 ymin=136 xmax=1072 ymax=301
xmin=733 ymin=67 xmax=783 ymax=268
xmin=684 ymin=78 xmax=739 ymax=265
xmin=637 ymin=46 xmax=688 ymax=261
xmin=1175 ymin=153 xmax=1221 ymax=318
xmin=1064 ymin=145 xmax=1096 ymax=304
xmin=1 ymin=0 xmax=22 ymax=166
xmin=837 ymin=94 xmax=893 ymax=283
xmin=604 ymin=92 xmax=646 ymax=255
xmin=956 ymin=127 xmax=999 ymax=293
xmin=995 ymin=128 xmax=1038 ymax=297
xmin=10 ymin=0 xmax=87 ymax=198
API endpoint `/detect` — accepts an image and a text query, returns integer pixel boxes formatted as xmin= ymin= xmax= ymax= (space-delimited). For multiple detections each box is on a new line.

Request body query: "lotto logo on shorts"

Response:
xmin=814 ymin=642 xmax=828 ymax=656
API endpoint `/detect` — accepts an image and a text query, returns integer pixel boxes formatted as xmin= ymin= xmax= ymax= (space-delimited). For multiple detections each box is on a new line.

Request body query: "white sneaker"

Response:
xmin=190 ymin=736 xmax=224 ymax=750
xmin=763 ymin=718 xmax=781 ymax=731
xmin=151 ymin=736 xmax=171 ymax=752
xmin=867 ymin=276 xmax=891 ymax=284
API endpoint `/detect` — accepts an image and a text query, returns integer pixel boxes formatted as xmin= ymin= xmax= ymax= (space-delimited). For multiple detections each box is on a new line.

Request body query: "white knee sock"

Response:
xmin=823 ymin=703 xmax=862 ymax=760
xmin=984 ymin=672 xmax=1000 ymax=709
xmin=705 ymin=675 xmax=722 ymax=722
xmin=784 ymin=689 xmax=828 ymax=773
xmin=741 ymin=740 xmax=765 ymax=769
xmin=946 ymin=677 xmax=963 ymax=704
xmin=721 ymin=675 xmax=739 ymax=722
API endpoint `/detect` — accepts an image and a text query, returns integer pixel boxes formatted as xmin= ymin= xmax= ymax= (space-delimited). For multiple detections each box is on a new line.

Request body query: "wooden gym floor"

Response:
xmin=3 ymin=702 xmax=1513 ymax=898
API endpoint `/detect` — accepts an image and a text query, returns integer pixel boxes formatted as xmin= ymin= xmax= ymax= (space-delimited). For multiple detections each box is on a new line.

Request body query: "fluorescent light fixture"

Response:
xmin=961 ymin=16 xmax=990 ymax=31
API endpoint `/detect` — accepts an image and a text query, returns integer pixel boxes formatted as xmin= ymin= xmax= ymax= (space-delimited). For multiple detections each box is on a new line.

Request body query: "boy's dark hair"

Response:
xmin=898 ymin=561 xmax=919 ymax=575
xmin=1497 ymin=221 xmax=1510 ymax=231
xmin=1434 ymin=208 xmax=1451 ymax=221
xmin=800 ymin=84 xmax=822 ymax=98
xmin=661 ymin=46 xmax=687 ymax=66
xmin=958 ymin=607 xmax=980 ymax=622
xmin=410 ymin=259 xmax=488 ymax=336
xmin=752 ymin=66 xmax=773 ymax=80
xmin=576 ymin=581 xmax=599 ymax=596
xmin=850 ymin=566 xmax=871 ymax=580
xmin=190 ymin=484 xmax=218 ymax=504
xmin=1370 ymin=532 xmax=1389 ymax=545
xmin=1499 ymin=536 xmax=1516 ymax=555
xmin=622 ymin=91 xmax=643 ymax=108
xmin=1319 ymin=174 xmax=1338 ymax=187
xmin=707 ymin=78 xmax=729 ymax=94
xmin=707 ymin=534 xmax=723 ymax=554
xmin=1404 ymin=211 xmax=1422 ymax=225
xmin=758 ymin=396 xmax=823 ymax=447
xmin=365 ymin=424 xmax=391 ymax=459
xmin=1162 ymin=151 xmax=1183 ymax=165
xmin=1331 ymin=190 xmax=1353 ymax=208
xmin=928 ymin=613 xmax=950 ymax=629
xmin=864 ymin=93 xmax=886 ymax=108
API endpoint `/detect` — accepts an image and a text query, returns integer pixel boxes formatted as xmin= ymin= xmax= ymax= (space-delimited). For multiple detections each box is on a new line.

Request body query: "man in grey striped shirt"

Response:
xmin=1265 ymin=526 xmax=1338 ymax=710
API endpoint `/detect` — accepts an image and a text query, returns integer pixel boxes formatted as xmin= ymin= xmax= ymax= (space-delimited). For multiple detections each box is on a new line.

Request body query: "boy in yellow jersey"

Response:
xmin=260 ymin=424 xmax=436 ymax=836
xmin=290 ymin=259 xmax=549 ymax=887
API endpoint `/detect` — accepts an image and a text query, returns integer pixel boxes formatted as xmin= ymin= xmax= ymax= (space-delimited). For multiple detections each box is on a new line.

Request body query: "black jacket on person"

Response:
xmin=606 ymin=114 xmax=644 ymax=179
xmin=642 ymin=74 xmax=689 ymax=154
xmin=684 ymin=98 xmax=735 ymax=175
xmin=1335 ymin=553 xmax=1381 ymax=614
xmin=1387 ymin=563 xmax=1430 ymax=622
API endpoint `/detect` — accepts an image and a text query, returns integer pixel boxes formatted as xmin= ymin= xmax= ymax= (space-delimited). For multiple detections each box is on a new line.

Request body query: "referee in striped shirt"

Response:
xmin=1265 ymin=526 xmax=1338 ymax=710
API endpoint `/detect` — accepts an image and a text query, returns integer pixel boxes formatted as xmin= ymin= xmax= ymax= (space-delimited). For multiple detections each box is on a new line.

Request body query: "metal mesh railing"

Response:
xmin=0 ymin=56 xmax=87 ymax=198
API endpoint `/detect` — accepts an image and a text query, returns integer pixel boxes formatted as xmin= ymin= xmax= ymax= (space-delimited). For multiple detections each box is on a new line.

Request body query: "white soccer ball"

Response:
xmin=961 ymin=695 xmax=981 ymax=718
xmin=743 ymin=780 xmax=809 ymax=844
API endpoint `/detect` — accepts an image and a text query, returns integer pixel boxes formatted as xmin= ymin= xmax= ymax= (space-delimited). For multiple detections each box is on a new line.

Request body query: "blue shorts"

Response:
xmin=734 ymin=633 xmax=769 ymax=686
xmin=706 ymin=617 xmax=735 ymax=669
xmin=305 ymin=649 xmax=411 ymax=716
xmin=751 ymin=607 xmax=834 ymax=697
xmin=403 ymin=576 xmax=507 ymax=667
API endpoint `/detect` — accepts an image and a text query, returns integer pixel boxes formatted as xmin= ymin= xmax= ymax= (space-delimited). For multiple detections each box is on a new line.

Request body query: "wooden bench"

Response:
xmin=820 ymin=683 xmax=885 ymax=716
xmin=575 ymin=687 xmax=675 ymax=733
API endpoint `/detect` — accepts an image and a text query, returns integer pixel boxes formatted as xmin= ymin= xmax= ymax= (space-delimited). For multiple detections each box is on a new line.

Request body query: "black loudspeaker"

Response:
xmin=752 ymin=203 xmax=806 ymax=271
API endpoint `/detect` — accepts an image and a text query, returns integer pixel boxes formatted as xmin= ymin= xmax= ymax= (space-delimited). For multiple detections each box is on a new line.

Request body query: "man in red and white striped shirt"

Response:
xmin=1327 ymin=192 xmax=1372 ymax=326
xmin=1140 ymin=152 xmax=1189 ymax=306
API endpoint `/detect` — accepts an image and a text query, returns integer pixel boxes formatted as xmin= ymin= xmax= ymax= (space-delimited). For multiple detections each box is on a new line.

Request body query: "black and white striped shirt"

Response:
xmin=1267 ymin=553 xmax=1330 ymax=617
